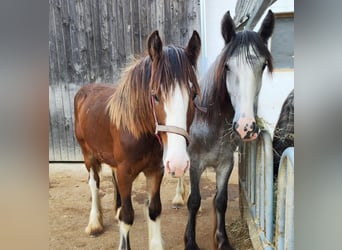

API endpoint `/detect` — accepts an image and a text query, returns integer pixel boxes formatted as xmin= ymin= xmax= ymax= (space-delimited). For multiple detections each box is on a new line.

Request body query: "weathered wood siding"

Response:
xmin=234 ymin=0 xmax=277 ymax=30
xmin=49 ymin=0 xmax=201 ymax=161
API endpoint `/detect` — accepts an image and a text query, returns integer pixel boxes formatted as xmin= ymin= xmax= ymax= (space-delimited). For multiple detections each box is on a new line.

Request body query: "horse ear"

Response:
xmin=258 ymin=10 xmax=275 ymax=43
xmin=221 ymin=11 xmax=236 ymax=44
xmin=185 ymin=30 xmax=201 ymax=67
xmin=147 ymin=30 xmax=163 ymax=61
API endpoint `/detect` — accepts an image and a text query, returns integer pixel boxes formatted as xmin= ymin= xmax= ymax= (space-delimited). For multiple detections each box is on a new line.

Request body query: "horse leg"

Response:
xmin=112 ymin=169 xmax=122 ymax=219
xmin=184 ymin=162 xmax=202 ymax=250
xmin=213 ymin=164 xmax=234 ymax=250
xmin=116 ymin=168 xmax=134 ymax=250
xmin=172 ymin=177 xmax=186 ymax=208
xmin=84 ymin=156 xmax=103 ymax=235
xmin=144 ymin=168 xmax=164 ymax=250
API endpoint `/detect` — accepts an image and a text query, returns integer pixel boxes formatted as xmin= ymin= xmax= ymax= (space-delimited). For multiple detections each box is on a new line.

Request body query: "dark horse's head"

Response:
xmin=146 ymin=31 xmax=202 ymax=177
xmin=218 ymin=10 xmax=274 ymax=141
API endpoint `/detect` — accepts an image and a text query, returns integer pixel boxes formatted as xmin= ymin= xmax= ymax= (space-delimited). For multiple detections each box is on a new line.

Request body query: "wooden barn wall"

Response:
xmin=49 ymin=0 xmax=201 ymax=161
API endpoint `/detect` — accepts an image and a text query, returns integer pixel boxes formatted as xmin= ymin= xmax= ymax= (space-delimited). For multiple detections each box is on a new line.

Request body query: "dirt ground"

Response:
xmin=49 ymin=163 xmax=253 ymax=250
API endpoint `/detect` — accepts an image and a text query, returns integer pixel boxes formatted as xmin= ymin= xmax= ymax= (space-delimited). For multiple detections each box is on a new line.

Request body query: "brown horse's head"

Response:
xmin=147 ymin=30 xmax=201 ymax=177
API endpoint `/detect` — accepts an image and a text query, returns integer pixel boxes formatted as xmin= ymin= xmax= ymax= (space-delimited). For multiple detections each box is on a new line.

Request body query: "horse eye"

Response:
xmin=153 ymin=94 xmax=160 ymax=103
xmin=192 ymin=92 xmax=197 ymax=100
xmin=262 ymin=63 xmax=267 ymax=71
xmin=224 ymin=64 xmax=230 ymax=72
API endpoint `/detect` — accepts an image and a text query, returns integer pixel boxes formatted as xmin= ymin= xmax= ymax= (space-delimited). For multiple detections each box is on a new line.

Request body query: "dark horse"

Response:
xmin=181 ymin=11 xmax=275 ymax=250
xmin=74 ymin=30 xmax=201 ymax=250
xmin=273 ymin=89 xmax=294 ymax=178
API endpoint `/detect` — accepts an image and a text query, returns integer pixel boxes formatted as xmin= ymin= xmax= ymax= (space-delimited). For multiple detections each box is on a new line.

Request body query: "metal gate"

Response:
xmin=239 ymin=130 xmax=294 ymax=250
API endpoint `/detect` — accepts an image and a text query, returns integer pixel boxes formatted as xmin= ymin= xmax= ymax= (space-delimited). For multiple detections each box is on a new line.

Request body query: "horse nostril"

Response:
xmin=251 ymin=122 xmax=258 ymax=133
xmin=233 ymin=122 xmax=238 ymax=132
xmin=166 ymin=161 xmax=171 ymax=173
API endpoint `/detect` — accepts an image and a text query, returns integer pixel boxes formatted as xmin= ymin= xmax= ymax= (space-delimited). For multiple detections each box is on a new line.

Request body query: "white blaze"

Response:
xmin=227 ymin=49 xmax=263 ymax=123
xmin=163 ymin=83 xmax=190 ymax=177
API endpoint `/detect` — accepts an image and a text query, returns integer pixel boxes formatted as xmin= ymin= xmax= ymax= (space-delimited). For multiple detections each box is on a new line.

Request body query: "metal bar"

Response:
xmin=262 ymin=131 xmax=274 ymax=245
xmin=255 ymin=139 xmax=261 ymax=223
xmin=250 ymin=141 xmax=256 ymax=217
xmin=275 ymin=147 xmax=294 ymax=250
xmin=239 ymin=130 xmax=282 ymax=250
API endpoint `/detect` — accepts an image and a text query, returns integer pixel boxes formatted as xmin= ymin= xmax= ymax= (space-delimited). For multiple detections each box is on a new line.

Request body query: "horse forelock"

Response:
xmin=230 ymin=31 xmax=273 ymax=72
xmin=107 ymin=45 xmax=200 ymax=139
xmin=151 ymin=46 xmax=200 ymax=100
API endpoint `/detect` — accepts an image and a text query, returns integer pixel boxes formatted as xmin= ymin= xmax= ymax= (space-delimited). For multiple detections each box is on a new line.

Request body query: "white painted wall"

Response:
xmin=257 ymin=1 xmax=294 ymax=135
xmin=199 ymin=0 xmax=237 ymax=76
xmin=200 ymin=0 xmax=294 ymax=136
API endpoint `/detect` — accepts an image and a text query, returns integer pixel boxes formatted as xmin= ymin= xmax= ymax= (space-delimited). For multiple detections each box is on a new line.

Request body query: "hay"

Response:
xmin=228 ymin=218 xmax=254 ymax=250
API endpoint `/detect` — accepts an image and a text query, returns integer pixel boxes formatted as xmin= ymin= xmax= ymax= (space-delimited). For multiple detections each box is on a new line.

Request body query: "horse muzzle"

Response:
xmin=165 ymin=159 xmax=190 ymax=178
xmin=233 ymin=118 xmax=260 ymax=141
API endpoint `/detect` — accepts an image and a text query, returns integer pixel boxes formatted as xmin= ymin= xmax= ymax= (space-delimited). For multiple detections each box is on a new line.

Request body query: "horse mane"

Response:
xmin=107 ymin=45 xmax=200 ymax=139
xmin=198 ymin=30 xmax=273 ymax=122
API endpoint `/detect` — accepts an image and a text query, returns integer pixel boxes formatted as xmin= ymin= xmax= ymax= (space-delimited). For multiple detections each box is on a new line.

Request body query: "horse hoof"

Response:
xmin=85 ymin=224 xmax=104 ymax=236
xmin=185 ymin=242 xmax=200 ymax=250
xmin=172 ymin=203 xmax=183 ymax=209
xmin=172 ymin=196 xmax=185 ymax=208
xmin=218 ymin=241 xmax=235 ymax=250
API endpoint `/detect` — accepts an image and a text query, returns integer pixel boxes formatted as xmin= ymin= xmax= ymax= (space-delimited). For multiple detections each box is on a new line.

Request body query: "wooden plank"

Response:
xmin=164 ymin=0 xmax=172 ymax=43
xmin=122 ymin=0 xmax=133 ymax=61
xmin=68 ymin=0 xmax=83 ymax=83
xmin=56 ymin=84 xmax=69 ymax=160
xmin=146 ymin=0 xmax=152 ymax=37
xmin=170 ymin=0 xmax=180 ymax=45
xmin=186 ymin=0 xmax=201 ymax=44
xmin=60 ymin=0 xmax=73 ymax=83
xmin=99 ymin=0 xmax=111 ymax=82
xmin=75 ymin=0 xmax=89 ymax=83
xmin=156 ymin=1 xmax=168 ymax=36
xmin=109 ymin=0 xmax=120 ymax=82
xmin=49 ymin=110 xmax=55 ymax=161
xmin=96 ymin=0 xmax=104 ymax=81
xmin=90 ymin=0 xmax=101 ymax=82
xmin=49 ymin=85 xmax=63 ymax=160
xmin=116 ymin=0 xmax=126 ymax=69
xmin=84 ymin=0 xmax=96 ymax=83
xmin=131 ymin=0 xmax=141 ymax=55
xmin=61 ymin=83 xmax=77 ymax=161
xmin=139 ymin=0 xmax=148 ymax=49
xmin=179 ymin=0 xmax=187 ymax=46
xmin=52 ymin=0 xmax=69 ymax=84
xmin=49 ymin=1 xmax=59 ymax=85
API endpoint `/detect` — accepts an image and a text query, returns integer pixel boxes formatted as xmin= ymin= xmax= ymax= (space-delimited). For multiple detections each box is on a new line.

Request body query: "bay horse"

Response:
xmin=74 ymin=30 xmax=201 ymax=250
xmin=176 ymin=10 xmax=275 ymax=250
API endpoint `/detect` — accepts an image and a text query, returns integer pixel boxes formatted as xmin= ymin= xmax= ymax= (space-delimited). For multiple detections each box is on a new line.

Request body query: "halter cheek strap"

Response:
xmin=151 ymin=95 xmax=190 ymax=146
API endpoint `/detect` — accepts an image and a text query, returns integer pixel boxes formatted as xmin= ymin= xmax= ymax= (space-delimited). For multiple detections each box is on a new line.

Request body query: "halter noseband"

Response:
xmin=151 ymin=93 xmax=191 ymax=146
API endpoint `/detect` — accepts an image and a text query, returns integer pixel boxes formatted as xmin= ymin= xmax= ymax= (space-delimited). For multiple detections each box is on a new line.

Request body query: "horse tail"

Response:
xmin=74 ymin=86 xmax=89 ymax=141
